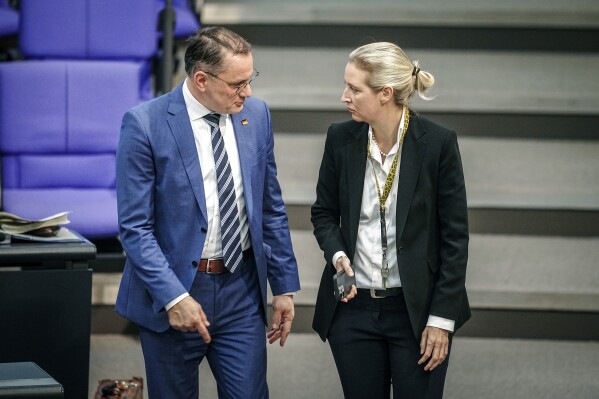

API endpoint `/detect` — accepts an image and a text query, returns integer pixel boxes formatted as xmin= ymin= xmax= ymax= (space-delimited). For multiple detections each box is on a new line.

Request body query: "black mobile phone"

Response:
xmin=333 ymin=270 xmax=356 ymax=301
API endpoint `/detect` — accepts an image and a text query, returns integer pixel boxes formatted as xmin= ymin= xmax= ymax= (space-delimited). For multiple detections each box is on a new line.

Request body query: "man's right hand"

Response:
xmin=335 ymin=255 xmax=357 ymax=302
xmin=167 ymin=296 xmax=211 ymax=343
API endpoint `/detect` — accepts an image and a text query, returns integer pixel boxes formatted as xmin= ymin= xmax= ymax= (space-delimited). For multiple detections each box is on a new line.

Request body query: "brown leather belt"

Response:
xmin=197 ymin=248 xmax=252 ymax=274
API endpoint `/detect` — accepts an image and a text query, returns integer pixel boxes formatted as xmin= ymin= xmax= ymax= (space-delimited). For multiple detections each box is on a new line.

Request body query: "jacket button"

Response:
xmin=201 ymin=227 xmax=207 ymax=233
xmin=192 ymin=261 xmax=198 ymax=267
xmin=398 ymin=246 xmax=404 ymax=255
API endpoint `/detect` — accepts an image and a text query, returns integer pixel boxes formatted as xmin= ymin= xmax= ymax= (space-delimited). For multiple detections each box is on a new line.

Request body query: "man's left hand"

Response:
xmin=267 ymin=294 xmax=295 ymax=347
xmin=418 ymin=326 xmax=449 ymax=371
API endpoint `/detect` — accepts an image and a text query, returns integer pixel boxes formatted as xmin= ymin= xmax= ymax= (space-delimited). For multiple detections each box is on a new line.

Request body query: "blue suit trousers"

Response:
xmin=138 ymin=256 xmax=268 ymax=399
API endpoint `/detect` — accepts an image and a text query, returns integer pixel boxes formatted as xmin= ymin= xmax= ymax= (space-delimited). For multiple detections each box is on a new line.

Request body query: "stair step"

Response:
xmin=274 ymin=133 xmax=599 ymax=212
xmin=250 ymin=46 xmax=599 ymax=115
xmin=286 ymin=232 xmax=599 ymax=312
xmin=92 ymin=233 xmax=599 ymax=313
xmin=202 ymin=1 xmax=599 ymax=51
xmin=203 ymin=0 xmax=599 ymax=29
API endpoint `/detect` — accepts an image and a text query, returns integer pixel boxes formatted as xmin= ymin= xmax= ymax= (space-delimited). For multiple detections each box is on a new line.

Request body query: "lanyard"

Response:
xmin=366 ymin=107 xmax=410 ymax=288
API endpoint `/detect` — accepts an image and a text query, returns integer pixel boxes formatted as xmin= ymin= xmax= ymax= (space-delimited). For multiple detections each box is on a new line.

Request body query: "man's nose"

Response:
xmin=240 ymin=83 xmax=252 ymax=97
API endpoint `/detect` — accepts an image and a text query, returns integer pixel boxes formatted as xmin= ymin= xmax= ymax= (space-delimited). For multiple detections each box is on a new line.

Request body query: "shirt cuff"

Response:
xmin=427 ymin=315 xmax=455 ymax=333
xmin=279 ymin=292 xmax=296 ymax=296
xmin=165 ymin=293 xmax=189 ymax=311
xmin=332 ymin=251 xmax=347 ymax=267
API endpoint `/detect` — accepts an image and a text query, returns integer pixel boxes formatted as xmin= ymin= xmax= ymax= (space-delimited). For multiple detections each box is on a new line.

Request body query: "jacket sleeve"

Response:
xmin=429 ymin=130 xmax=469 ymax=321
xmin=260 ymin=103 xmax=301 ymax=295
xmin=116 ymin=109 xmax=187 ymax=312
xmin=311 ymin=124 xmax=348 ymax=264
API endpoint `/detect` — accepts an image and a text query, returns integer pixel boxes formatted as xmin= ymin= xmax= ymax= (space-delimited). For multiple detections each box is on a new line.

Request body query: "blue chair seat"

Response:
xmin=3 ymin=189 xmax=118 ymax=238
xmin=0 ymin=60 xmax=142 ymax=239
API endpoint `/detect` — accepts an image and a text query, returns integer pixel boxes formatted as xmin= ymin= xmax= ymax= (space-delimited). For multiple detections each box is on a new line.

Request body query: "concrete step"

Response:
xmin=203 ymin=0 xmax=599 ymax=29
xmin=467 ymin=234 xmax=599 ymax=312
xmin=92 ymin=232 xmax=599 ymax=313
xmin=269 ymin=110 xmax=599 ymax=141
xmin=202 ymin=1 xmax=599 ymax=51
xmin=284 ymin=231 xmax=599 ymax=312
xmin=250 ymin=46 xmax=599 ymax=116
xmin=172 ymin=47 xmax=599 ymax=140
xmin=90 ymin=229 xmax=599 ymax=339
xmin=273 ymin=133 xmax=599 ymax=212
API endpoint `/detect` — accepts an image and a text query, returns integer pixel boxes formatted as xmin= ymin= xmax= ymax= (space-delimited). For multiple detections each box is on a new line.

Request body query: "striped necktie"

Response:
xmin=203 ymin=113 xmax=243 ymax=273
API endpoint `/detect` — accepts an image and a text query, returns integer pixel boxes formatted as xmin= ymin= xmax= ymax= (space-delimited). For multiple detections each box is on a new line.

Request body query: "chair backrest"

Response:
xmin=19 ymin=0 xmax=158 ymax=60
xmin=157 ymin=0 xmax=200 ymax=39
xmin=0 ymin=0 xmax=18 ymax=37
xmin=0 ymin=60 xmax=142 ymax=237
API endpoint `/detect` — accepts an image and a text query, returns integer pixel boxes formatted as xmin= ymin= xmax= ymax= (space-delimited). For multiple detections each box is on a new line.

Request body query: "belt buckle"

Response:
xmin=205 ymin=259 xmax=220 ymax=274
xmin=370 ymin=288 xmax=385 ymax=299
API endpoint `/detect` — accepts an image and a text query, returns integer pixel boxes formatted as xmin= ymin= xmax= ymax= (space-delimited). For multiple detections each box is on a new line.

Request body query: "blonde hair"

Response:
xmin=348 ymin=42 xmax=435 ymax=105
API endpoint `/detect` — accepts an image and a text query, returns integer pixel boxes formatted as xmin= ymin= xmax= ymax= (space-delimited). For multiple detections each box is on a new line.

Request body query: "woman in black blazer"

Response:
xmin=311 ymin=42 xmax=470 ymax=398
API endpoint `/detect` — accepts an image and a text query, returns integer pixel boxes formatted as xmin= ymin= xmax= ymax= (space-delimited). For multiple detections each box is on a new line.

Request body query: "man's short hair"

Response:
xmin=184 ymin=26 xmax=252 ymax=77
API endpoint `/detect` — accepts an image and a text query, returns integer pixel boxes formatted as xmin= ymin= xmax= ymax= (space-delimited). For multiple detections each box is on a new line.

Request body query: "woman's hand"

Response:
xmin=418 ymin=326 xmax=449 ymax=371
xmin=336 ymin=256 xmax=357 ymax=302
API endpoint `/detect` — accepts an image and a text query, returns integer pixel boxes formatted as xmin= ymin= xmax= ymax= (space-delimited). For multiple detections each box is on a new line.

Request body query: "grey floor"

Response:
xmin=89 ymin=333 xmax=599 ymax=399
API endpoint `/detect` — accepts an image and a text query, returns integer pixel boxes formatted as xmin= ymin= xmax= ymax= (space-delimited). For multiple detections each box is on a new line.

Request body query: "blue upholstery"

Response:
xmin=19 ymin=0 xmax=158 ymax=60
xmin=19 ymin=0 xmax=159 ymax=100
xmin=0 ymin=61 xmax=142 ymax=238
xmin=0 ymin=0 xmax=18 ymax=37
xmin=1 ymin=0 xmax=191 ymax=238
xmin=157 ymin=0 xmax=200 ymax=39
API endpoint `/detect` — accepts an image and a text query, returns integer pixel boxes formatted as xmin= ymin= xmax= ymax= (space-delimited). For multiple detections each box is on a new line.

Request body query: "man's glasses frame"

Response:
xmin=207 ymin=69 xmax=259 ymax=95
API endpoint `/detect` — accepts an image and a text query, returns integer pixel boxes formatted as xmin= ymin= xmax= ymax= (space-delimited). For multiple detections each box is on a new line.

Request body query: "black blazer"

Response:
xmin=311 ymin=111 xmax=471 ymax=341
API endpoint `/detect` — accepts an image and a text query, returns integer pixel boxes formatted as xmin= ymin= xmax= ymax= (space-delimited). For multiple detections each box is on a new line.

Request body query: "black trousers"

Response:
xmin=328 ymin=291 xmax=450 ymax=399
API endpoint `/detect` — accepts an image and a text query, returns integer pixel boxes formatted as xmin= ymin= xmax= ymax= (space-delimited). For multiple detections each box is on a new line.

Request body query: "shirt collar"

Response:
xmin=182 ymin=78 xmax=227 ymax=121
xmin=368 ymin=109 xmax=406 ymax=159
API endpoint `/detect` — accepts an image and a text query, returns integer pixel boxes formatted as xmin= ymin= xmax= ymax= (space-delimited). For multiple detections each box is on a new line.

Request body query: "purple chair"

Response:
xmin=0 ymin=61 xmax=142 ymax=238
xmin=157 ymin=0 xmax=200 ymax=39
xmin=19 ymin=0 xmax=159 ymax=100
xmin=19 ymin=0 xmax=157 ymax=59
xmin=0 ymin=0 xmax=18 ymax=38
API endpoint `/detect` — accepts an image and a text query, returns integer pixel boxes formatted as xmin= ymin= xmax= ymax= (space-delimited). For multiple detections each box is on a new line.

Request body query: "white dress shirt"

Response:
xmin=333 ymin=111 xmax=455 ymax=332
xmin=166 ymin=80 xmax=251 ymax=310
xmin=182 ymin=80 xmax=251 ymax=257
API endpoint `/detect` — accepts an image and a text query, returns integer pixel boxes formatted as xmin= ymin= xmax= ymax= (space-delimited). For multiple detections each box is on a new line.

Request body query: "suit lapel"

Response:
xmin=166 ymin=84 xmax=208 ymax=223
xmin=347 ymin=123 xmax=369 ymax=257
xmin=231 ymin=112 xmax=254 ymax=220
xmin=396 ymin=111 xmax=427 ymax=241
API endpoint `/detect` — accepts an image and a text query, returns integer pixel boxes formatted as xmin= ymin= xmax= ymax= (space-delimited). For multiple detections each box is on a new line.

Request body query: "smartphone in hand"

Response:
xmin=333 ymin=270 xmax=356 ymax=301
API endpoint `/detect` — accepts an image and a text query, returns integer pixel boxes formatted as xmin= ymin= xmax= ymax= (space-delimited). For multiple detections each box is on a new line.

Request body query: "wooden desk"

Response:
xmin=0 ymin=233 xmax=96 ymax=399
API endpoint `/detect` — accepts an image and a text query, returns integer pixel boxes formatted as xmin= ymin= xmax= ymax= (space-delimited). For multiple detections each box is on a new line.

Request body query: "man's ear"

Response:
xmin=193 ymin=71 xmax=209 ymax=92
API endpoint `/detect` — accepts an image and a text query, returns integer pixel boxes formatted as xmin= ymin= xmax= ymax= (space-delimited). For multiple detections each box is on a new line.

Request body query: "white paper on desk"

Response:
xmin=0 ymin=211 xmax=70 ymax=234
xmin=4 ymin=227 xmax=82 ymax=243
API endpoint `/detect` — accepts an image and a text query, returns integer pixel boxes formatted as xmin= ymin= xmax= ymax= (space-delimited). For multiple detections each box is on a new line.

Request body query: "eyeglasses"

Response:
xmin=207 ymin=69 xmax=259 ymax=95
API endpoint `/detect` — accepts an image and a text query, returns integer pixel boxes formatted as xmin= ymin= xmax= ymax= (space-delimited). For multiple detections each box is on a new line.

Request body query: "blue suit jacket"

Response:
xmin=115 ymin=84 xmax=300 ymax=332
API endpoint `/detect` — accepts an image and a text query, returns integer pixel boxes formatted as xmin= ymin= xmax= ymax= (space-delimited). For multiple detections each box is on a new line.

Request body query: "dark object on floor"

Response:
xmin=94 ymin=377 xmax=143 ymax=399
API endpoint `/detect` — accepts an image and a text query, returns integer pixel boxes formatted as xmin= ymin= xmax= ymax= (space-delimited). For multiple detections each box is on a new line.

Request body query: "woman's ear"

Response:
xmin=380 ymin=86 xmax=393 ymax=105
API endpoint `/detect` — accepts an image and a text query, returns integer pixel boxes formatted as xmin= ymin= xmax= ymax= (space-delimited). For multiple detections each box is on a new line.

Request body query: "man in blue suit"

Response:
xmin=115 ymin=27 xmax=300 ymax=399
